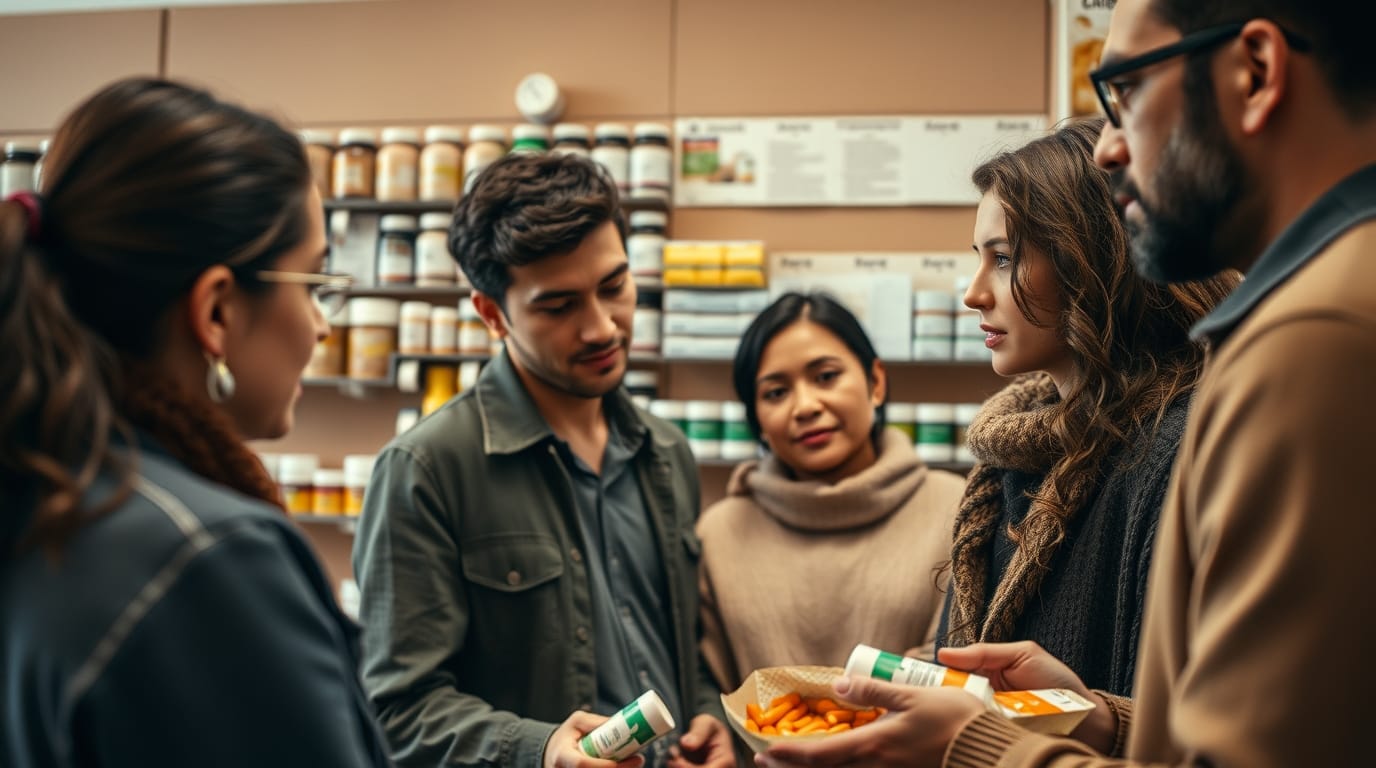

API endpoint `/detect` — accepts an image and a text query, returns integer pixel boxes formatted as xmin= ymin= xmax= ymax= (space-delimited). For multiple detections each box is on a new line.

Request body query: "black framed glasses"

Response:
xmin=1089 ymin=20 xmax=1311 ymax=128
xmin=250 ymin=270 xmax=354 ymax=318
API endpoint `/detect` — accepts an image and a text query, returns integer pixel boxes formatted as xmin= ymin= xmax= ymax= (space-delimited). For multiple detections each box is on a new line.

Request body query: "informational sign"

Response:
xmin=674 ymin=115 xmax=1046 ymax=208
xmin=767 ymin=251 xmax=980 ymax=360
xmin=1053 ymin=0 xmax=1116 ymax=121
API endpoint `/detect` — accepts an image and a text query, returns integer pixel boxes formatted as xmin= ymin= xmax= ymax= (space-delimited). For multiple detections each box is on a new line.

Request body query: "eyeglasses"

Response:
xmin=1089 ymin=20 xmax=1311 ymax=128
xmin=249 ymin=270 xmax=354 ymax=318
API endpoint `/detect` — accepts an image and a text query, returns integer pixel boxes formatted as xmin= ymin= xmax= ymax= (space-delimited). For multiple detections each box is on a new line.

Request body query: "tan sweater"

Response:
xmin=946 ymin=204 xmax=1376 ymax=765
xmin=696 ymin=428 xmax=965 ymax=690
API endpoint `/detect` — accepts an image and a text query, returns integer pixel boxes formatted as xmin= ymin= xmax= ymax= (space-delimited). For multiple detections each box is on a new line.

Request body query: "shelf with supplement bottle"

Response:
xmin=320 ymin=197 xmax=666 ymax=215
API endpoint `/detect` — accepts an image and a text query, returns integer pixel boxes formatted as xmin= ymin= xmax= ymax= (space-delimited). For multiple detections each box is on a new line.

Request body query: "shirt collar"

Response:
xmin=1193 ymin=163 xmax=1376 ymax=344
xmin=475 ymin=349 xmax=647 ymax=455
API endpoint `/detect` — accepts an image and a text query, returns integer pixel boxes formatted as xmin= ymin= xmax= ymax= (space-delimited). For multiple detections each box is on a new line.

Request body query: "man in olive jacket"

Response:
xmin=353 ymin=153 xmax=733 ymax=768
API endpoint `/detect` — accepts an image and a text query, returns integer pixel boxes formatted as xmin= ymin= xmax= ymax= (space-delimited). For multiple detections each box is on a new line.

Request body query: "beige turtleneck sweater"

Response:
xmin=696 ymin=427 xmax=966 ymax=690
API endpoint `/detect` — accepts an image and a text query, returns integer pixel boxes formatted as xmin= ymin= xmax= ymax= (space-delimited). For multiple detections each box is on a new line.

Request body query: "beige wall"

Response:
xmin=5 ymin=0 xmax=1039 ymax=581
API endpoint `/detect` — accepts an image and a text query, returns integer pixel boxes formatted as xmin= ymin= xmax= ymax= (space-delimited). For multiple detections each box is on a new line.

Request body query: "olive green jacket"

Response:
xmin=353 ymin=351 xmax=719 ymax=767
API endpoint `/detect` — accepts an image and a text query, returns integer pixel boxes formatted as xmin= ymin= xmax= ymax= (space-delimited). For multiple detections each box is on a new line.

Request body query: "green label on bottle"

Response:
xmin=872 ymin=650 xmax=903 ymax=681
xmin=916 ymin=424 xmax=954 ymax=444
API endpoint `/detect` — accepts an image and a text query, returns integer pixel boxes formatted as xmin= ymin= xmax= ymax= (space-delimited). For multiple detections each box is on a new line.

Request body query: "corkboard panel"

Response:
xmin=670 ymin=206 xmax=981 ymax=253
xmin=165 ymin=0 xmax=673 ymax=126
xmin=673 ymin=0 xmax=1049 ymax=116
xmin=0 ymin=10 xmax=161 ymax=133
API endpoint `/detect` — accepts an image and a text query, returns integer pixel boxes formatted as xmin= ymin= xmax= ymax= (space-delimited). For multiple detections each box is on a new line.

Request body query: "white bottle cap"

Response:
xmin=297 ymin=128 xmax=335 ymax=147
xmin=380 ymin=127 xmax=420 ymax=146
xmin=629 ymin=210 xmax=668 ymax=229
xmin=312 ymin=468 xmax=344 ymax=488
xmin=347 ymin=298 xmax=401 ymax=327
xmin=594 ymin=123 xmax=630 ymax=141
xmin=514 ymin=72 xmax=566 ymax=124
xmin=553 ymin=123 xmax=591 ymax=142
xmin=423 ymin=125 xmax=465 ymax=145
xmin=468 ymin=124 xmax=508 ymax=145
xmin=338 ymin=128 xmax=378 ymax=147
xmin=343 ymin=454 xmax=376 ymax=487
xmin=419 ymin=212 xmax=452 ymax=231
xmin=649 ymin=399 xmax=685 ymax=421
xmin=277 ymin=453 xmax=319 ymax=486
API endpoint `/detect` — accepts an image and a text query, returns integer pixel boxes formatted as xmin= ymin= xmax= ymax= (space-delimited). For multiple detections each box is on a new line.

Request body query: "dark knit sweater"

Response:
xmin=938 ymin=397 xmax=1190 ymax=696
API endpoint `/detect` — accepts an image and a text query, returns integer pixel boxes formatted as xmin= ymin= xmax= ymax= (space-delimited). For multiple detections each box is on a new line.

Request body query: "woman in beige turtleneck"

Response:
xmin=696 ymin=292 xmax=965 ymax=691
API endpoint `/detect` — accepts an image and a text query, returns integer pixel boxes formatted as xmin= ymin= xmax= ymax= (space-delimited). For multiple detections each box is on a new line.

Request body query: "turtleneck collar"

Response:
xmin=724 ymin=427 xmax=928 ymax=532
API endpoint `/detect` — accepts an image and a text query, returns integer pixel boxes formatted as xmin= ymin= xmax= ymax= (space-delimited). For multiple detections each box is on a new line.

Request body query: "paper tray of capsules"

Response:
xmin=722 ymin=664 xmax=1095 ymax=753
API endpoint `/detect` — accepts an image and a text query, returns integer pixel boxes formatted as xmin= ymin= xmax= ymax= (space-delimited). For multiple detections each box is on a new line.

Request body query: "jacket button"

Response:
xmin=575 ymin=626 xmax=589 ymax=643
xmin=506 ymin=570 xmax=522 ymax=586
xmin=570 ymin=548 xmax=583 ymax=563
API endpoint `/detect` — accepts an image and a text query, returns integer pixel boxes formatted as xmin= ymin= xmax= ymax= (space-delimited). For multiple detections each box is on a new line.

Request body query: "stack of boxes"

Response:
xmin=661 ymin=288 xmax=771 ymax=360
xmin=662 ymin=240 xmax=766 ymax=287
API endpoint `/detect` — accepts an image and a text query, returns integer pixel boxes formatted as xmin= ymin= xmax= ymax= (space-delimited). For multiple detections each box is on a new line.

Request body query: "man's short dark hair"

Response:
xmin=1152 ymin=0 xmax=1376 ymax=120
xmin=448 ymin=152 xmax=627 ymax=305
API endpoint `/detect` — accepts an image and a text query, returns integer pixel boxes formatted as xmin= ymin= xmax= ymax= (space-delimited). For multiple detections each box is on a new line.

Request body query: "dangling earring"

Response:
xmin=205 ymin=352 xmax=236 ymax=403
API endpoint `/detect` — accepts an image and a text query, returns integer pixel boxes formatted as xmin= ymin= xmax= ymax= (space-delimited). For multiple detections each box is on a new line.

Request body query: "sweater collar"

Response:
xmin=725 ymin=428 xmax=927 ymax=532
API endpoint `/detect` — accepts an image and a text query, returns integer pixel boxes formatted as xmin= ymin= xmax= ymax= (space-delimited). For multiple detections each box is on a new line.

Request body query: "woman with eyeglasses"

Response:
xmin=0 ymin=78 xmax=387 ymax=766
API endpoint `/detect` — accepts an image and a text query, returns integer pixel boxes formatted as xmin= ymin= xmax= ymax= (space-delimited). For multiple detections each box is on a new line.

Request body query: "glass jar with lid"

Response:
xmin=332 ymin=128 xmax=378 ymax=199
xmin=377 ymin=127 xmax=420 ymax=202
xmin=627 ymin=210 xmax=667 ymax=283
xmin=376 ymin=215 xmax=418 ymax=285
xmin=630 ymin=123 xmax=671 ymax=201
xmin=298 ymin=129 xmax=334 ymax=200
xmin=510 ymin=124 xmax=551 ymax=154
xmin=463 ymin=125 xmax=508 ymax=194
xmin=2 ymin=141 xmax=41 ymax=198
xmin=416 ymin=212 xmax=456 ymax=287
xmin=419 ymin=125 xmax=464 ymax=202
xmin=592 ymin=123 xmax=630 ymax=193
xmin=551 ymin=123 xmax=591 ymax=157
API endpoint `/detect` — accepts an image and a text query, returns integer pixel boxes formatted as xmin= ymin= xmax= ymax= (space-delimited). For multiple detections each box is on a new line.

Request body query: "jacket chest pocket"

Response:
xmin=461 ymin=533 xmax=564 ymax=593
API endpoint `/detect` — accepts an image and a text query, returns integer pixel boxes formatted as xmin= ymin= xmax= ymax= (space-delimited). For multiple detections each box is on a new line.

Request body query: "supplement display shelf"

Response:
xmin=303 ymin=375 xmax=400 ymax=396
xmin=322 ymin=197 xmax=666 ymax=215
xmin=657 ymin=357 xmax=994 ymax=368
xmin=290 ymin=514 xmax=358 ymax=532
xmin=341 ymin=285 xmax=471 ymax=300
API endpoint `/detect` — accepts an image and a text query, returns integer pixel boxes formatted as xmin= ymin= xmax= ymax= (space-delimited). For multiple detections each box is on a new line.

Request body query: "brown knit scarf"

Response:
xmin=120 ymin=374 xmax=283 ymax=511
xmin=945 ymin=373 xmax=1097 ymax=647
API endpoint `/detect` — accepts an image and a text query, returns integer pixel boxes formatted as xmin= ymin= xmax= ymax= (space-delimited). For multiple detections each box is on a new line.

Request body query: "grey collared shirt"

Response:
xmin=552 ymin=399 xmax=683 ymax=766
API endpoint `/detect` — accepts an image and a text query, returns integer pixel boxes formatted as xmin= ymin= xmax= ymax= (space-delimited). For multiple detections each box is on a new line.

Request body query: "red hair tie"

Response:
xmin=7 ymin=190 xmax=42 ymax=243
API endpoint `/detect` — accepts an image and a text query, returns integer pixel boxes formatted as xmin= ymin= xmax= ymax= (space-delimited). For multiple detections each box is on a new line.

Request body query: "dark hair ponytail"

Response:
xmin=0 ymin=199 xmax=129 ymax=556
xmin=1 ymin=77 xmax=313 ymax=557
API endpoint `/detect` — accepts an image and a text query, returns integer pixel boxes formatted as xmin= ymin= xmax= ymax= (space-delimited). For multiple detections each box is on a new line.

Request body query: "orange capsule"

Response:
xmin=761 ymin=725 xmax=779 ymax=736
xmin=770 ymin=692 xmax=803 ymax=710
xmin=797 ymin=720 xmax=829 ymax=735
xmin=759 ymin=701 xmax=793 ymax=726
xmin=745 ymin=719 xmax=760 ymax=733
xmin=853 ymin=709 xmax=879 ymax=727
xmin=746 ymin=703 xmax=765 ymax=725
xmin=826 ymin=723 xmax=852 ymax=734
xmin=779 ymin=705 xmax=809 ymax=726
xmin=812 ymin=698 xmax=840 ymax=714
xmin=824 ymin=709 xmax=855 ymax=725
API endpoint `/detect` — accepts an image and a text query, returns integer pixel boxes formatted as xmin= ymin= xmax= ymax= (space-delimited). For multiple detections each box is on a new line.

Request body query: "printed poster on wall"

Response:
xmin=673 ymin=116 xmax=1046 ymax=208
xmin=1053 ymin=0 xmax=1116 ymax=121
xmin=767 ymin=252 xmax=981 ymax=360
